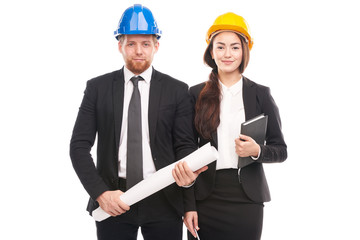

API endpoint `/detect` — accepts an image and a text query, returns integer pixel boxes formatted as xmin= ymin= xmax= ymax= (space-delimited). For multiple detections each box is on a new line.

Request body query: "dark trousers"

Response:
xmin=96 ymin=178 xmax=183 ymax=240
xmin=188 ymin=169 xmax=264 ymax=240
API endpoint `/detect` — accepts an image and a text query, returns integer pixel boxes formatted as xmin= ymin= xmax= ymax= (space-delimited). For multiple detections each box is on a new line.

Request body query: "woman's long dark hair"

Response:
xmin=194 ymin=32 xmax=250 ymax=139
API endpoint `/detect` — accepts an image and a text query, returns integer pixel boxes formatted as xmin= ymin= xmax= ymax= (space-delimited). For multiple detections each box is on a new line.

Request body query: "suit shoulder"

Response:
xmin=87 ymin=69 xmax=121 ymax=86
xmin=154 ymin=70 xmax=188 ymax=88
xmin=189 ymin=82 xmax=206 ymax=96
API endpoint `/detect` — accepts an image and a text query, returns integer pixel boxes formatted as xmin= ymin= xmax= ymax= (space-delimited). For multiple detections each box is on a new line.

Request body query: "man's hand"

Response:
xmin=172 ymin=161 xmax=208 ymax=187
xmin=184 ymin=211 xmax=200 ymax=238
xmin=96 ymin=190 xmax=130 ymax=217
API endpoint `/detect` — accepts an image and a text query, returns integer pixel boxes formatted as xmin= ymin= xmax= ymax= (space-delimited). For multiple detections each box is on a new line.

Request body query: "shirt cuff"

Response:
xmin=182 ymin=180 xmax=196 ymax=188
xmin=251 ymin=145 xmax=261 ymax=161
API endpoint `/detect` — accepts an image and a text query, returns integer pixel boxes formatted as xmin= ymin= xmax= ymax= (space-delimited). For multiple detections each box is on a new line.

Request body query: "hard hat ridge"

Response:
xmin=114 ymin=4 xmax=162 ymax=40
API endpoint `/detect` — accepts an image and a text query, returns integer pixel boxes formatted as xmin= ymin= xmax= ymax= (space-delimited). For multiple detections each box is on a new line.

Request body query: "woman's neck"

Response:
xmin=218 ymin=71 xmax=242 ymax=88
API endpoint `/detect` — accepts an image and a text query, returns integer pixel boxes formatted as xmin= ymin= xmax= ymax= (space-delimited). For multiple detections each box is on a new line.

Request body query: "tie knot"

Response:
xmin=130 ymin=76 xmax=144 ymax=87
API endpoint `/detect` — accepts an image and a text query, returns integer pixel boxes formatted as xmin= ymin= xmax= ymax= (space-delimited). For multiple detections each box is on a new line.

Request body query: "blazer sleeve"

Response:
xmin=182 ymin=85 xmax=202 ymax=212
xmin=257 ymin=86 xmax=287 ymax=163
xmin=172 ymin=83 xmax=198 ymax=160
xmin=69 ymin=80 xmax=109 ymax=201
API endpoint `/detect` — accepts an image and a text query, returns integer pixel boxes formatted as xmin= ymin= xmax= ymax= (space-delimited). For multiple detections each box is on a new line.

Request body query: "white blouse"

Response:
xmin=216 ymin=78 xmax=245 ymax=170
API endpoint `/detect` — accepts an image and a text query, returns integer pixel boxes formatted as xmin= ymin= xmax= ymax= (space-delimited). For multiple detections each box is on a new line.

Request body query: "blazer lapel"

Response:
xmin=113 ymin=68 xmax=125 ymax=149
xmin=243 ymin=76 xmax=257 ymax=121
xmin=211 ymin=132 xmax=218 ymax=149
xmin=148 ymin=68 xmax=162 ymax=145
xmin=209 ymin=77 xmax=256 ymax=148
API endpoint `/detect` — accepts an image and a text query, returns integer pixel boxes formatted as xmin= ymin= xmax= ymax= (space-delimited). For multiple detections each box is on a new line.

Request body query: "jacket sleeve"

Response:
xmin=172 ymin=83 xmax=198 ymax=160
xmin=257 ymin=86 xmax=287 ymax=163
xmin=182 ymin=86 xmax=200 ymax=212
xmin=69 ymin=80 xmax=109 ymax=201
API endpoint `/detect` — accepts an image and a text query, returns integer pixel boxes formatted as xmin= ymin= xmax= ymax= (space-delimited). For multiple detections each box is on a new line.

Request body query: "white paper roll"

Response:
xmin=92 ymin=143 xmax=218 ymax=221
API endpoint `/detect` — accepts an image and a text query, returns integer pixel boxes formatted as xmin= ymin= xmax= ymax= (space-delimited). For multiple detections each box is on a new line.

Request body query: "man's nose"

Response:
xmin=135 ymin=45 xmax=142 ymax=54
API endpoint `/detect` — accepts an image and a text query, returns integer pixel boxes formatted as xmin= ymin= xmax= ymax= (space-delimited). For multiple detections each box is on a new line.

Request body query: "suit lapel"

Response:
xmin=148 ymin=68 xmax=162 ymax=145
xmin=243 ymin=76 xmax=257 ymax=121
xmin=113 ymin=68 xmax=125 ymax=149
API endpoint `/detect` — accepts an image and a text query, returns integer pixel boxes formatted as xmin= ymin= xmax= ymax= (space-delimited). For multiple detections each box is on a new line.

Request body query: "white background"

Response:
xmin=1 ymin=0 xmax=359 ymax=239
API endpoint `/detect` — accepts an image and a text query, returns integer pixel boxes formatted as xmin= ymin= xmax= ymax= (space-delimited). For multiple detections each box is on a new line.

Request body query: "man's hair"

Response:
xmin=118 ymin=35 xmax=159 ymax=45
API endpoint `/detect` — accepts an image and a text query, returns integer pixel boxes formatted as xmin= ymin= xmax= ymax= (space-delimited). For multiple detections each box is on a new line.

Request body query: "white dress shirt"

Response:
xmin=216 ymin=78 xmax=246 ymax=170
xmin=118 ymin=66 xmax=156 ymax=179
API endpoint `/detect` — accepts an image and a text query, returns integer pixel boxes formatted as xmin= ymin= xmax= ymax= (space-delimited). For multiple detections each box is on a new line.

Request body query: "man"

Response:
xmin=70 ymin=4 xmax=205 ymax=240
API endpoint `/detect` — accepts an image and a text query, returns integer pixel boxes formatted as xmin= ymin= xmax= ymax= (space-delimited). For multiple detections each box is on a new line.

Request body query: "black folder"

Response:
xmin=238 ymin=114 xmax=268 ymax=168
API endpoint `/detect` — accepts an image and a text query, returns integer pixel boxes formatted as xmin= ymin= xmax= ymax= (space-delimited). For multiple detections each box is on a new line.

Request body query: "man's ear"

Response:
xmin=154 ymin=41 xmax=159 ymax=53
xmin=118 ymin=36 xmax=126 ymax=53
xmin=118 ymin=41 xmax=123 ymax=53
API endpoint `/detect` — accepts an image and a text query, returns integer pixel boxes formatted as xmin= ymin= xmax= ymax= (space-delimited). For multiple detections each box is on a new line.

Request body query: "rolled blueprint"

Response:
xmin=92 ymin=143 xmax=218 ymax=221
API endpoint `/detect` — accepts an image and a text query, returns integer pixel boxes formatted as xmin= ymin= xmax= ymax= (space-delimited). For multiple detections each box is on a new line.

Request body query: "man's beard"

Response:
xmin=126 ymin=59 xmax=151 ymax=75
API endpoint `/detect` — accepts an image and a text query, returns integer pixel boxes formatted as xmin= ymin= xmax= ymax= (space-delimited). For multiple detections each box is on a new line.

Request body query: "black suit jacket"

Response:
xmin=70 ymin=67 xmax=196 ymax=216
xmin=184 ymin=77 xmax=287 ymax=211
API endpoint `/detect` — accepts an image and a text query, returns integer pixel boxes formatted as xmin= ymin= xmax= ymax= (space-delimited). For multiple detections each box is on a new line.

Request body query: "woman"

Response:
xmin=183 ymin=12 xmax=287 ymax=240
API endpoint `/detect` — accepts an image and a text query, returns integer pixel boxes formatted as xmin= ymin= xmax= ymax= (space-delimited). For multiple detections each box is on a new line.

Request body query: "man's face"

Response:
xmin=118 ymin=35 xmax=159 ymax=75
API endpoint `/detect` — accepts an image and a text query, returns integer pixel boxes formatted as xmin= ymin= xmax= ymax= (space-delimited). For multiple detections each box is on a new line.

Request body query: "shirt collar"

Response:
xmin=124 ymin=66 xmax=153 ymax=84
xmin=219 ymin=77 xmax=243 ymax=96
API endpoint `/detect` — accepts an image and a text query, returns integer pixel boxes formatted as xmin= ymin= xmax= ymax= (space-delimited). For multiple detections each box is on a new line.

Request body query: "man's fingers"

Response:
xmin=174 ymin=163 xmax=183 ymax=178
xmin=195 ymin=166 xmax=208 ymax=175
xmin=185 ymin=217 xmax=197 ymax=238
xmin=182 ymin=162 xmax=195 ymax=176
xmin=183 ymin=161 xmax=206 ymax=178
xmin=174 ymin=162 xmax=190 ymax=186
xmin=173 ymin=167 xmax=188 ymax=186
xmin=172 ymin=169 xmax=183 ymax=186
xmin=173 ymin=162 xmax=207 ymax=187
xmin=193 ymin=214 xmax=199 ymax=231
xmin=183 ymin=217 xmax=190 ymax=230
xmin=117 ymin=197 xmax=130 ymax=211
xmin=177 ymin=162 xmax=189 ymax=178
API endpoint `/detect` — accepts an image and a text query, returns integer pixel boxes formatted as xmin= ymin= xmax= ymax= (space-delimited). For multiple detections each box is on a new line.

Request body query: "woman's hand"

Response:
xmin=184 ymin=211 xmax=200 ymax=238
xmin=172 ymin=161 xmax=208 ymax=187
xmin=235 ymin=134 xmax=260 ymax=158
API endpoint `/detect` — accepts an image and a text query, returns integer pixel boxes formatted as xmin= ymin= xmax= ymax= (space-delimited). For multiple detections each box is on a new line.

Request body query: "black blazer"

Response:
xmin=184 ymin=77 xmax=287 ymax=211
xmin=70 ymin=67 xmax=196 ymax=215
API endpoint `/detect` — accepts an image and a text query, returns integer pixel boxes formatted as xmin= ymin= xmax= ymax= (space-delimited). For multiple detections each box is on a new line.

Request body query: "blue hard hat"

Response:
xmin=114 ymin=4 xmax=162 ymax=40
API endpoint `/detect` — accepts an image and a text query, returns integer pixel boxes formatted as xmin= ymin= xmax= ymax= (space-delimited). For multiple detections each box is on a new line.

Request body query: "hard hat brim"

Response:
xmin=206 ymin=25 xmax=253 ymax=50
xmin=114 ymin=30 xmax=162 ymax=40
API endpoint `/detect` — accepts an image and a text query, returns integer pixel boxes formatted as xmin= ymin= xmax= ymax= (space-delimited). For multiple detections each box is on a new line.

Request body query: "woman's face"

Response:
xmin=211 ymin=31 xmax=243 ymax=75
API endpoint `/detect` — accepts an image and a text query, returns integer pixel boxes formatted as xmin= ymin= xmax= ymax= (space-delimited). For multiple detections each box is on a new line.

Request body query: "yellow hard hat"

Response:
xmin=206 ymin=12 xmax=253 ymax=50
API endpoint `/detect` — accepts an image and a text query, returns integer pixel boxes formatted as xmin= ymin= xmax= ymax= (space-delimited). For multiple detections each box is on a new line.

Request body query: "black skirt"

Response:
xmin=188 ymin=169 xmax=264 ymax=240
